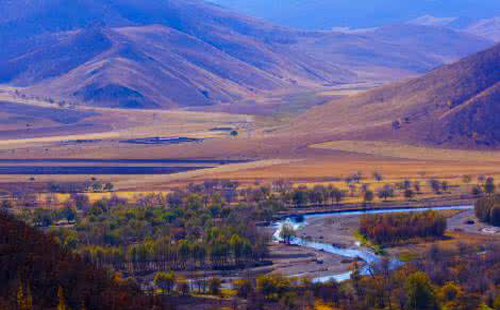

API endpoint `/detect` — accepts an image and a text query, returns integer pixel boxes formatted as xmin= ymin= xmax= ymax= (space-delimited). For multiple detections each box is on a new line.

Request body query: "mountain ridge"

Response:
xmin=0 ymin=0 xmax=495 ymax=108
xmin=286 ymin=43 xmax=500 ymax=148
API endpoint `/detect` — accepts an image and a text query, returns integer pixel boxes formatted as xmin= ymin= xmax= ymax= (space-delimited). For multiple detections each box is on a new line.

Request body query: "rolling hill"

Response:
xmin=287 ymin=43 xmax=500 ymax=148
xmin=0 ymin=0 xmax=494 ymax=108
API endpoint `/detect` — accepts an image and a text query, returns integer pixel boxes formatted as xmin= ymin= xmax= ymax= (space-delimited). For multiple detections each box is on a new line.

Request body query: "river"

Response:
xmin=273 ymin=205 xmax=474 ymax=282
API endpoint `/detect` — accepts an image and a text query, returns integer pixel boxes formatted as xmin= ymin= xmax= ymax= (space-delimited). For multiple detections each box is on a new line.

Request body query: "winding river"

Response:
xmin=273 ymin=205 xmax=474 ymax=282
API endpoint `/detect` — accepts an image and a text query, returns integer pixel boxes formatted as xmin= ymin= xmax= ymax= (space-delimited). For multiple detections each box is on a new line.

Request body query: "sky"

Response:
xmin=209 ymin=0 xmax=500 ymax=29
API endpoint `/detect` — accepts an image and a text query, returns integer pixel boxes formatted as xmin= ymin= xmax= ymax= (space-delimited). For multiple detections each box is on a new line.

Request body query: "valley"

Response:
xmin=0 ymin=1 xmax=499 ymax=309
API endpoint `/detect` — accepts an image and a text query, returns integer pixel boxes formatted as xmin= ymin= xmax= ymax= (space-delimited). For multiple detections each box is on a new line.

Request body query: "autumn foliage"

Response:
xmin=359 ymin=210 xmax=447 ymax=245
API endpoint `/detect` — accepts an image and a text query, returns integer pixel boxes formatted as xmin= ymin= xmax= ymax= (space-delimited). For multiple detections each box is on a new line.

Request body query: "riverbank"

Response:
xmin=269 ymin=244 xmax=356 ymax=280
xmin=275 ymin=196 xmax=477 ymax=219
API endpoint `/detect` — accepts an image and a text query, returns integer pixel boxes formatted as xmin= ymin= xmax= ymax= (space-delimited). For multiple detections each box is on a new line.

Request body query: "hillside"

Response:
xmin=10 ymin=25 xmax=352 ymax=108
xmin=0 ymin=0 xmax=494 ymax=108
xmin=287 ymin=43 xmax=500 ymax=148
xmin=0 ymin=211 xmax=166 ymax=310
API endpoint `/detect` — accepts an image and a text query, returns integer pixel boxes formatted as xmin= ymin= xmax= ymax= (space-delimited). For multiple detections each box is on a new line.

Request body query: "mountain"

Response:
xmin=208 ymin=0 xmax=500 ymax=30
xmin=465 ymin=17 xmax=500 ymax=42
xmin=301 ymin=24 xmax=492 ymax=75
xmin=409 ymin=15 xmax=500 ymax=42
xmin=288 ymin=43 xmax=500 ymax=148
xmin=0 ymin=0 xmax=356 ymax=108
xmin=408 ymin=15 xmax=459 ymax=27
xmin=0 ymin=0 xmax=494 ymax=108
xmin=4 ymin=25 xmax=353 ymax=108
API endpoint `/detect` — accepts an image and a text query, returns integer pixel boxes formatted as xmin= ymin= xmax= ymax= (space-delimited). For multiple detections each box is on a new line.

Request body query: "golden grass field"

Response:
xmin=311 ymin=140 xmax=500 ymax=163
xmin=2 ymin=84 xmax=500 ymax=196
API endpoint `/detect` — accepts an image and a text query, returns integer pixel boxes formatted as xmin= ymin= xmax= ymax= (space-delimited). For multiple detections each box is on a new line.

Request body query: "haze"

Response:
xmin=210 ymin=0 xmax=500 ymax=29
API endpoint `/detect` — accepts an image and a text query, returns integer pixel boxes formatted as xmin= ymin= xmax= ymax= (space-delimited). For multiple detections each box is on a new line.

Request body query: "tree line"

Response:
xmin=475 ymin=195 xmax=500 ymax=226
xmin=27 ymin=191 xmax=270 ymax=274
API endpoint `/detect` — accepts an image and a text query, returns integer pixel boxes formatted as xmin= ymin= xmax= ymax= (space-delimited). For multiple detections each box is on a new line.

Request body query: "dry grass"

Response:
xmin=39 ymin=191 xmax=167 ymax=203
xmin=115 ymin=159 xmax=299 ymax=190
xmin=311 ymin=140 xmax=500 ymax=162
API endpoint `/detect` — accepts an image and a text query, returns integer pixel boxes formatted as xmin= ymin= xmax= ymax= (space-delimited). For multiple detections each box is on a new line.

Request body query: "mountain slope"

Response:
xmin=4 ymin=24 xmax=353 ymax=108
xmin=287 ymin=43 xmax=500 ymax=148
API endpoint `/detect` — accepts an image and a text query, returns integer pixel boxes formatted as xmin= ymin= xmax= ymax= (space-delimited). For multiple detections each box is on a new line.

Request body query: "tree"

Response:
xmin=484 ymin=177 xmax=496 ymax=195
xmin=378 ymin=185 xmax=395 ymax=202
xmin=404 ymin=189 xmax=415 ymax=200
xmin=103 ymin=182 xmax=114 ymax=192
xmin=229 ymin=234 xmax=244 ymax=265
xmin=441 ymin=181 xmax=449 ymax=193
xmin=60 ymin=205 xmax=77 ymax=223
xmin=414 ymin=182 xmax=421 ymax=194
xmin=279 ymin=224 xmax=296 ymax=244
xmin=364 ymin=190 xmax=374 ymax=206
xmin=57 ymin=286 xmax=68 ymax=310
xmin=292 ymin=189 xmax=308 ymax=207
xmin=17 ymin=282 xmax=33 ymax=310
xmin=472 ymin=185 xmax=483 ymax=197
xmin=493 ymin=295 xmax=500 ymax=310
xmin=405 ymin=272 xmax=439 ymax=310
xmin=92 ymin=181 xmax=103 ymax=193
xmin=234 ymin=278 xmax=254 ymax=298
xmin=439 ymin=282 xmax=461 ymax=304
xmin=154 ymin=271 xmax=176 ymax=295
xmin=331 ymin=187 xmax=344 ymax=205
xmin=373 ymin=172 xmax=383 ymax=182
xmin=208 ymin=277 xmax=222 ymax=296
xmin=1 ymin=200 xmax=13 ymax=209
xmin=462 ymin=175 xmax=472 ymax=192
xmin=256 ymin=274 xmax=291 ymax=300
xmin=429 ymin=179 xmax=442 ymax=194
xmin=177 ymin=277 xmax=190 ymax=296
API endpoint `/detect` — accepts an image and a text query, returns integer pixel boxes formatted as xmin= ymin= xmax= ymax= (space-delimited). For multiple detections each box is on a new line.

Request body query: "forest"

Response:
xmin=35 ymin=191 xmax=271 ymax=273
xmin=0 ymin=212 xmax=167 ymax=310
xmin=359 ymin=210 xmax=447 ymax=245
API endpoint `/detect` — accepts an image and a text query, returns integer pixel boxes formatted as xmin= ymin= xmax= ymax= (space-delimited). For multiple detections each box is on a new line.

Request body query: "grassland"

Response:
xmin=3 ymin=83 xmax=500 ymax=197
xmin=311 ymin=140 xmax=500 ymax=162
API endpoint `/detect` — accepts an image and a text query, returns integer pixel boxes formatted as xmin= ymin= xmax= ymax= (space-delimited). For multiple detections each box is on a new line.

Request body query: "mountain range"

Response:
xmin=0 ymin=0 xmax=495 ymax=108
xmin=209 ymin=0 xmax=500 ymax=30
